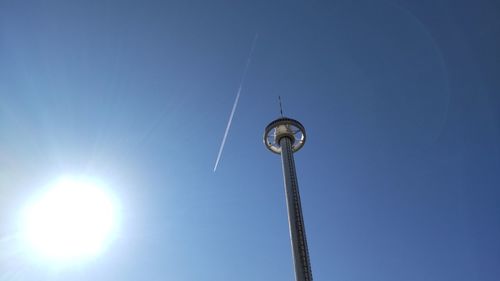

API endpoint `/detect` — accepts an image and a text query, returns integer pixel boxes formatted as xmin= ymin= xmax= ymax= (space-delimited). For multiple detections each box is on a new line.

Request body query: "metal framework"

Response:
xmin=264 ymin=117 xmax=313 ymax=281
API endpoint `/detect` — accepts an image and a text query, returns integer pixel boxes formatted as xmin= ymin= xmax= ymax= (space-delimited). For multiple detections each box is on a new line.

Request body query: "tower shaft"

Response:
xmin=279 ymin=136 xmax=313 ymax=281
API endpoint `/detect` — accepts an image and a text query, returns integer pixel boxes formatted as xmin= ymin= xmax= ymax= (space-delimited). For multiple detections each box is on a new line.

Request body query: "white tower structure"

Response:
xmin=264 ymin=117 xmax=313 ymax=281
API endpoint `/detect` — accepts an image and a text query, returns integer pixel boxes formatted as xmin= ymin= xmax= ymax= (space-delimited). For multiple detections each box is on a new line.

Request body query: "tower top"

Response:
xmin=264 ymin=117 xmax=306 ymax=154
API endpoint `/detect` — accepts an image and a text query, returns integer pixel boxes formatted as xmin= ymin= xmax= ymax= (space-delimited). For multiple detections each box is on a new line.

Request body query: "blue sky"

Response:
xmin=1 ymin=0 xmax=499 ymax=280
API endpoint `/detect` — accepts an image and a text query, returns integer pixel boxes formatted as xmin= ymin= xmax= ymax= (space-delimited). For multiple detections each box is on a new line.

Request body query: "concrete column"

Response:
xmin=279 ymin=136 xmax=313 ymax=281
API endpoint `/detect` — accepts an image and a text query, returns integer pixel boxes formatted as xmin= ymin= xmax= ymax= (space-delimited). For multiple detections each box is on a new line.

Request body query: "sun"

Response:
xmin=21 ymin=176 xmax=119 ymax=262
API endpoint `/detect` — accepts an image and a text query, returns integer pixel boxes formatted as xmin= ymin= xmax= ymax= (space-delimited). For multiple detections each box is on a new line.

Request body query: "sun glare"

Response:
xmin=21 ymin=176 xmax=119 ymax=262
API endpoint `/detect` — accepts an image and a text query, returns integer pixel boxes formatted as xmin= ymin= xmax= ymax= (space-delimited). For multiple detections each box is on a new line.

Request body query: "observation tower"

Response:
xmin=264 ymin=116 xmax=313 ymax=281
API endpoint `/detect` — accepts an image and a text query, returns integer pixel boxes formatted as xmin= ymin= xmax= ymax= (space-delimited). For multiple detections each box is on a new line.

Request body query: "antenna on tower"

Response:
xmin=278 ymin=96 xmax=284 ymax=117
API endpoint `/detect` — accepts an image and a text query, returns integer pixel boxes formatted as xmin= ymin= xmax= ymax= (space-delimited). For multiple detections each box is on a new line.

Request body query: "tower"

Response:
xmin=264 ymin=117 xmax=313 ymax=281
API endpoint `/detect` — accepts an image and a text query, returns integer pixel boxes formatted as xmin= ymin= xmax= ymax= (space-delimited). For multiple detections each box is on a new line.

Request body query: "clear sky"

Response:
xmin=1 ymin=0 xmax=499 ymax=280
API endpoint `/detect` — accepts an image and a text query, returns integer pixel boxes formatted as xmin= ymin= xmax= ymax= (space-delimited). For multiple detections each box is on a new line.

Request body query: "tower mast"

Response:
xmin=264 ymin=116 xmax=313 ymax=281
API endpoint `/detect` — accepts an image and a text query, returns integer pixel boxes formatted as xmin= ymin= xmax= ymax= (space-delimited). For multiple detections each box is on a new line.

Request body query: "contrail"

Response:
xmin=213 ymin=33 xmax=258 ymax=172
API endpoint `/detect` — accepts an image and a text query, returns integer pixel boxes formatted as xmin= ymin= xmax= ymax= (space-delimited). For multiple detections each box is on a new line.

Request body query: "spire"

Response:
xmin=278 ymin=96 xmax=284 ymax=117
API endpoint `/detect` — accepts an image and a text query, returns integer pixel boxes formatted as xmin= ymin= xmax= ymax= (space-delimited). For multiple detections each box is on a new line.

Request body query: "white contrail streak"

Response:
xmin=213 ymin=33 xmax=258 ymax=172
xmin=213 ymin=87 xmax=241 ymax=172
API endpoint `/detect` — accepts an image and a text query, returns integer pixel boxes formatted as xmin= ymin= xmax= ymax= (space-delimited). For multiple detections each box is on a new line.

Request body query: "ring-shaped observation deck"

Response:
xmin=264 ymin=117 xmax=306 ymax=154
